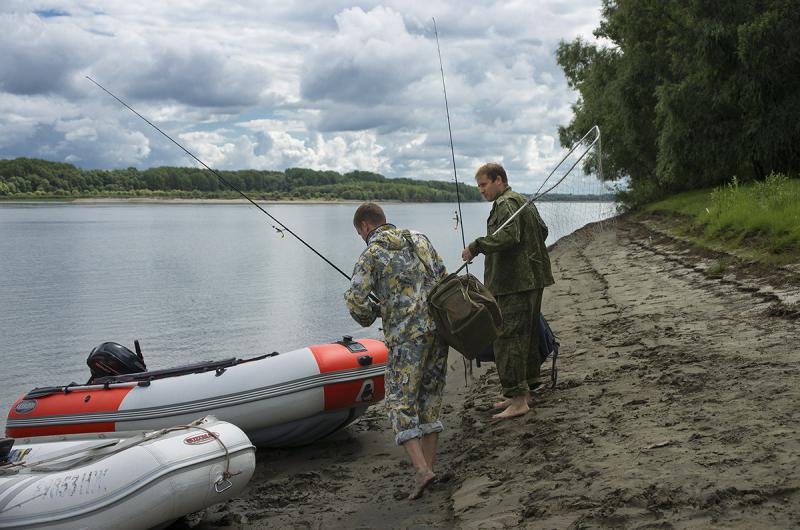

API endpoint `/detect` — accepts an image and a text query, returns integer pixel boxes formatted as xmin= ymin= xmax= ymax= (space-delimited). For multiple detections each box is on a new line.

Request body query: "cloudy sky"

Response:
xmin=0 ymin=1 xmax=604 ymax=193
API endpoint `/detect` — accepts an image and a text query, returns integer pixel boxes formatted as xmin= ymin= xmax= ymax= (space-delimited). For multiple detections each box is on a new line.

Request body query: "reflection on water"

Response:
xmin=0 ymin=201 xmax=615 ymax=425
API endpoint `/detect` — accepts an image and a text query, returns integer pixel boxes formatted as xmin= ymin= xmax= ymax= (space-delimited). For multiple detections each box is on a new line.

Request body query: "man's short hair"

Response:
xmin=475 ymin=163 xmax=508 ymax=184
xmin=353 ymin=202 xmax=386 ymax=227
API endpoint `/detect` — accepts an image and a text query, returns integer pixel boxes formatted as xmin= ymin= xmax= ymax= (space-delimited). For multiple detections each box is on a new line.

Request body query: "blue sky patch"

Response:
xmin=35 ymin=9 xmax=70 ymax=18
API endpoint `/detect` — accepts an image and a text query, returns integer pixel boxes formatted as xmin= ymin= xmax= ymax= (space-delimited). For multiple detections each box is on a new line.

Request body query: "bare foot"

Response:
xmin=492 ymin=398 xmax=511 ymax=409
xmin=408 ymin=469 xmax=436 ymax=500
xmin=492 ymin=399 xmax=529 ymax=419
xmin=492 ymin=396 xmax=534 ymax=409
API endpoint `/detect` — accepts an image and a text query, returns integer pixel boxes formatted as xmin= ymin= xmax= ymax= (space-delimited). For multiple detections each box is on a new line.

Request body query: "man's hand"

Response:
xmin=461 ymin=247 xmax=474 ymax=262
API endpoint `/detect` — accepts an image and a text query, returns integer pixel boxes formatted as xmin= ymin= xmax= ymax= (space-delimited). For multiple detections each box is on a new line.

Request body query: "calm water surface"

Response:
xmin=0 ymin=201 xmax=615 ymax=428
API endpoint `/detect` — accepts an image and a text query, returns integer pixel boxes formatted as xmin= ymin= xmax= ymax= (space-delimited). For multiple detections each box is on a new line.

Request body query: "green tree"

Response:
xmin=0 ymin=158 xmax=484 ymax=202
xmin=557 ymin=0 xmax=675 ymax=197
xmin=557 ymin=0 xmax=800 ymax=204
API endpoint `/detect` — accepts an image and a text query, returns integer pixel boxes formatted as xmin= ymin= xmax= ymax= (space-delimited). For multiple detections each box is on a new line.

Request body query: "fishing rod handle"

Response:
xmin=454 ymin=261 xmax=469 ymax=275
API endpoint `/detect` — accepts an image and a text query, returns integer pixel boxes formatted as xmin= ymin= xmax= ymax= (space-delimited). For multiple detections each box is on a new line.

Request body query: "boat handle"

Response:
xmin=215 ymin=477 xmax=233 ymax=493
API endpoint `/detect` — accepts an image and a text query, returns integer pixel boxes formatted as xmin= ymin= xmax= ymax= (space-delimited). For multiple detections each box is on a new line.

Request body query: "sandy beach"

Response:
xmin=182 ymin=214 xmax=800 ymax=530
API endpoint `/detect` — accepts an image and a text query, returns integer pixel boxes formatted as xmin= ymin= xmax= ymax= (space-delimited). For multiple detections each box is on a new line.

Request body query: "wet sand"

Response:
xmin=185 ymin=215 xmax=800 ymax=529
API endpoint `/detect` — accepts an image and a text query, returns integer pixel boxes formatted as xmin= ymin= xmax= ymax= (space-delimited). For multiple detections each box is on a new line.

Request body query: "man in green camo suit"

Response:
xmin=345 ymin=202 xmax=449 ymax=500
xmin=462 ymin=163 xmax=554 ymax=419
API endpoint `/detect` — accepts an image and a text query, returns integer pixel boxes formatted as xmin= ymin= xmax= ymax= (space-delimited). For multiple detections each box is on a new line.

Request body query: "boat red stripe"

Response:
xmin=6 ymin=387 xmax=132 ymax=437
xmin=309 ymin=339 xmax=388 ymax=411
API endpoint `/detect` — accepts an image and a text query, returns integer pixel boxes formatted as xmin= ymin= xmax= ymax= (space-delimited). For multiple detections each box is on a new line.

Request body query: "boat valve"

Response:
xmin=358 ymin=355 xmax=373 ymax=366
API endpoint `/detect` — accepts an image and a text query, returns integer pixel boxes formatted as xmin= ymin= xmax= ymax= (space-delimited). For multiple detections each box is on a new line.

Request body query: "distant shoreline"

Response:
xmin=0 ymin=197 xmax=382 ymax=205
xmin=0 ymin=196 xmax=615 ymax=205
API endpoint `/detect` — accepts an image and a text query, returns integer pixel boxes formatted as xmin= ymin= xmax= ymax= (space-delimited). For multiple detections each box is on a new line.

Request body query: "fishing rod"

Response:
xmin=456 ymin=125 xmax=602 ymax=275
xmin=432 ymin=18 xmax=475 ymax=374
xmin=86 ymin=76 xmax=379 ymax=302
xmin=432 ymin=17 xmax=468 ymax=276
xmin=531 ymin=125 xmax=603 ymax=202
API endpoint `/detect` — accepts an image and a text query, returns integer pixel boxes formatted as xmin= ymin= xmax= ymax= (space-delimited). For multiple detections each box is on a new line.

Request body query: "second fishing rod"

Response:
xmin=453 ymin=125 xmax=602 ymax=276
xmin=86 ymin=76 xmax=379 ymax=304
xmin=429 ymin=21 xmax=602 ymax=278
xmin=432 ymin=17 xmax=469 ymax=277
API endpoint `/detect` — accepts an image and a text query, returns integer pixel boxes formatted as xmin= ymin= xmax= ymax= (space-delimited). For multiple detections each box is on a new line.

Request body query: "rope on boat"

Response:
xmin=152 ymin=421 xmax=241 ymax=492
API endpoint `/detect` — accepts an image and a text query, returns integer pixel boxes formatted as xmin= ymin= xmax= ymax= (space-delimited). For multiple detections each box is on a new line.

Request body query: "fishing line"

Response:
xmin=432 ymin=18 xmax=469 ymax=276
xmin=86 ymin=76 xmax=379 ymax=302
xmin=531 ymin=125 xmax=602 ymax=201
xmin=455 ymin=125 xmax=602 ymax=275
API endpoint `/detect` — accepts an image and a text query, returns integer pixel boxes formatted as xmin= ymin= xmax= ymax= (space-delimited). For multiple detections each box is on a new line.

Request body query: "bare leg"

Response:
xmin=492 ymin=393 xmax=530 ymax=419
xmin=403 ymin=438 xmax=436 ymax=500
xmin=420 ymin=432 xmax=439 ymax=472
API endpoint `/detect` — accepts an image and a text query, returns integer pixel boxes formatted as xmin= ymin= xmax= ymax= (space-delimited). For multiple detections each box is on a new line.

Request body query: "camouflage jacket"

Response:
xmin=345 ymin=224 xmax=447 ymax=347
xmin=468 ymin=187 xmax=554 ymax=295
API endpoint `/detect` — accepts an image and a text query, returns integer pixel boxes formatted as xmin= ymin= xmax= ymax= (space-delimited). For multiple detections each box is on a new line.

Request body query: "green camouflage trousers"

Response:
xmin=385 ymin=331 xmax=449 ymax=445
xmin=495 ymin=288 xmax=543 ymax=398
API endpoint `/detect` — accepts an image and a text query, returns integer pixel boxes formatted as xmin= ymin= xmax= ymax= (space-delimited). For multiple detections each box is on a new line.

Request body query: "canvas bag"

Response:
xmin=402 ymin=232 xmax=503 ymax=360
xmin=428 ymin=273 xmax=504 ymax=359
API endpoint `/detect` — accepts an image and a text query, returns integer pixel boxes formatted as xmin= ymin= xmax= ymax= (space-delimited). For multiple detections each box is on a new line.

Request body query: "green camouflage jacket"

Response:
xmin=345 ymin=224 xmax=447 ymax=347
xmin=468 ymin=187 xmax=555 ymax=295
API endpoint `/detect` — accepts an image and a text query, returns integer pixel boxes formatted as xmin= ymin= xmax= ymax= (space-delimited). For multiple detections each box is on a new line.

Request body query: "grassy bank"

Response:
xmin=642 ymin=173 xmax=800 ymax=265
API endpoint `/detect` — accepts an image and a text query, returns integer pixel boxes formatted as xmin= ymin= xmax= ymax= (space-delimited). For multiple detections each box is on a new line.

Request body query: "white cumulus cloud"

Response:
xmin=0 ymin=0 xmax=605 ymax=192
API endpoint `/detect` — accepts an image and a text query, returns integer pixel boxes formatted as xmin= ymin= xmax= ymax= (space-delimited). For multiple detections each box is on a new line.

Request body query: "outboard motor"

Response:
xmin=87 ymin=341 xmax=147 ymax=381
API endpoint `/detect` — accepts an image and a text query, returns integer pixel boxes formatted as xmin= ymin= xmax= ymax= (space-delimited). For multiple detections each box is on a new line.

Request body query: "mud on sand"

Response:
xmin=184 ymin=215 xmax=800 ymax=530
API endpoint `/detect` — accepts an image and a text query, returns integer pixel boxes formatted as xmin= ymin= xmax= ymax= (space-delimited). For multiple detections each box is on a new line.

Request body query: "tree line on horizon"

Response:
xmin=0 ymin=158 xmax=615 ymax=203
xmin=557 ymin=0 xmax=799 ymax=206
xmin=0 ymin=158 xmax=484 ymax=202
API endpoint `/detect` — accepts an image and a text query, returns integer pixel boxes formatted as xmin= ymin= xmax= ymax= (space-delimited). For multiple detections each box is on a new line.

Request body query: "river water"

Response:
xmin=0 ymin=200 xmax=615 ymax=429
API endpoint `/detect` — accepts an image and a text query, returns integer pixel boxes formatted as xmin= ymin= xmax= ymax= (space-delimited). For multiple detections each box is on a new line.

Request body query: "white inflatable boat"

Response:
xmin=0 ymin=416 xmax=255 ymax=530
xmin=6 ymin=336 xmax=388 ymax=447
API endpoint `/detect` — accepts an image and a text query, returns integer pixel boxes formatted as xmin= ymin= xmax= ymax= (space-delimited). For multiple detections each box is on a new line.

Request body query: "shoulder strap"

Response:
xmin=402 ymin=231 xmax=435 ymax=277
xmin=505 ymin=193 xmax=526 ymax=217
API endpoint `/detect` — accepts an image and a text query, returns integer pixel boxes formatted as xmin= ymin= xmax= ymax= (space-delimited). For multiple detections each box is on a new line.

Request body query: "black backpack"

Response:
xmin=476 ymin=314 xmax=560 ymax=388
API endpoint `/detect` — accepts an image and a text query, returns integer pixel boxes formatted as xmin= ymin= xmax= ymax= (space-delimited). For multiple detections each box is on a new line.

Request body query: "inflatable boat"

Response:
xmin=0 ymin=416 xmax=255 ymax=530
xmin=6 ymin=336 xmax=388 ymax=447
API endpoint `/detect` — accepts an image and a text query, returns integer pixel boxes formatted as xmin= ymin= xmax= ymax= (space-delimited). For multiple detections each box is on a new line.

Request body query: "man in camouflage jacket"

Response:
xmin=345 ymin=202 xmax=448 ymax=500
xmin=462 ymin=163 xmax=554 ymax=419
